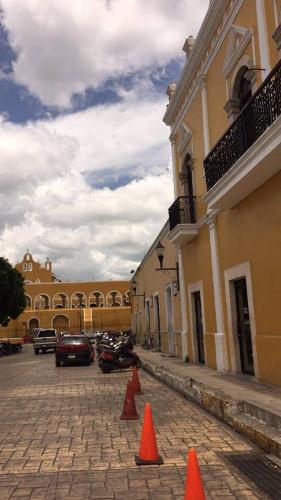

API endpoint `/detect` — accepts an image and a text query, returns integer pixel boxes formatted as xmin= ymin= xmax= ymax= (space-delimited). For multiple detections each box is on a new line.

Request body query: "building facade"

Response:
xmin=1 ymin=252 xmax=131 ymax=338
xmin=132 ymin=0 xmax=281 ymax=386
xmin=131 ymin=222 xmax=183 ymax=357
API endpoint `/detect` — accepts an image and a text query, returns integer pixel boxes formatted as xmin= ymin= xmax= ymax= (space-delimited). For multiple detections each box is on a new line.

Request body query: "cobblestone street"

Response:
xmin=0 ymin=347 xmax=271 ymax=499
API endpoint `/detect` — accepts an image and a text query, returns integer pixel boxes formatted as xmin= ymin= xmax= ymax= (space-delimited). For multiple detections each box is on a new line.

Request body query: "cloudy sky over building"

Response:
xmin=0 ymin=0 xmax=209 ymax=281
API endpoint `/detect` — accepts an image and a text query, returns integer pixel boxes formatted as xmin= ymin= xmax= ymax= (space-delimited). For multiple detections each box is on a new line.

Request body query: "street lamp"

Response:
xmin=131 ymin=279 xmax=145 ymax=306
xmin=155 ymin=241 xmax=179 ymax=292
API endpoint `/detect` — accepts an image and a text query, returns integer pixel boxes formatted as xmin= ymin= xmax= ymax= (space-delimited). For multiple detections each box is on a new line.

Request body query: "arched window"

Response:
xmin=71 ymin=292 xmax=87 ymax=309
xmin=89 ymin=291 xmax=104 ymax=307
xmin=34 ymin=294 xmax=50 ymax=310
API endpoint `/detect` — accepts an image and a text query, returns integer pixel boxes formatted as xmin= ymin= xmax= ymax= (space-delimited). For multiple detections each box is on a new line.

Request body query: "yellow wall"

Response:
xmin=131 ymin=224 xmax=182 ymax=356
xmin=0 ymin=307 xmax=131 ymax=339
xmin=182 ymin=226 xmax=217 ymax=369
xmin=217 ymin=172 xmax=281 ymax=383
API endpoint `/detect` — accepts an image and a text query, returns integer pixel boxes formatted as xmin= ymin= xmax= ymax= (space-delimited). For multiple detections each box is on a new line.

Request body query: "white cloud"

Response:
xmin=1 ymin=0 xmax=209 ymax=107
xmin=0 ymin=0 xmax=210 ymax=279
xmin=0 ymin=93 xmax=173 ymax=279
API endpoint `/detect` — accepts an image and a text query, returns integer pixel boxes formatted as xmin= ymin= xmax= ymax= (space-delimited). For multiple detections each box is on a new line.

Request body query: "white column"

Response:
xmin=170 ymin=132 xmax=178 ymax=198
xmin=177 ymin=246 xmax=189 ymax=361
xmin=273 ymin=0 xmax=279 ymax=29
xmin=200 ymin=74 xmax=210 ymax=156
xmin=256 ymin=0 xmax=271 ymax=79
xmin=207 ymin=216 xmax=228 ymax=372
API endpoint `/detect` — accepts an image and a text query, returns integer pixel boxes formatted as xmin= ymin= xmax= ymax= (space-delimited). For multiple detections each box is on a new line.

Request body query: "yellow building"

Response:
xmin=132 ymin=0 xmax=281 ymax=386
xmin=131 ymin=222 xmax=183 ymax=357
xmin=1 ymin=251 xmax=131 ymax=338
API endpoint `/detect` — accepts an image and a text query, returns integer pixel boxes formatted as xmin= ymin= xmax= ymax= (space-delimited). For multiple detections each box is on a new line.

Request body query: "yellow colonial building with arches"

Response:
xmin=131 ymin=0 xmax=281 ymax=386
xmin=0 ymin=251 xmax=131 ymax=338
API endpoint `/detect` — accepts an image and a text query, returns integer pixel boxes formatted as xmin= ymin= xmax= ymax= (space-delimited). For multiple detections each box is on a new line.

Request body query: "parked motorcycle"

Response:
xmin=98 ymin=337 xmax=140 ymax=373
xmin=96 ymin=331 xmax=121 ymax=356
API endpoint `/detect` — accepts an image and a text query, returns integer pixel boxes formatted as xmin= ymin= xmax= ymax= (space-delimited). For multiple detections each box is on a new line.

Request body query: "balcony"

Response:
xmin=168 ymin=196 xmax=199 ymax=246
xmin=204 ymin=59 xmax=281 ymax=209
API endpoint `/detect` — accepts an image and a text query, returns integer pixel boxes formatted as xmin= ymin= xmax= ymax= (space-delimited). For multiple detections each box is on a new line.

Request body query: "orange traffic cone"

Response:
xmin=132 ymin=367 xmax=143 ymax=395
xmin=184 ymin=449 xmax=206 ymax=500
xmin=135 ymin=403 xmax=163 ymax=465
xmin=120 ymin=380 xmax=139 ymax=420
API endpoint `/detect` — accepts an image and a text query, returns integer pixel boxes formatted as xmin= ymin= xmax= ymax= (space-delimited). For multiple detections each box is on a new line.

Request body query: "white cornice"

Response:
xmin=163 ymin=0 xmax=245 ymax=130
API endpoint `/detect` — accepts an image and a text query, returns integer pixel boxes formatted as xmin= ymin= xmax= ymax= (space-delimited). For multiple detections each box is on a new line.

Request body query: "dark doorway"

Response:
xmin=193 ymin=291 xmax=205 ymax=363
xmin=234 ymin=278 xmax=254 ymax=375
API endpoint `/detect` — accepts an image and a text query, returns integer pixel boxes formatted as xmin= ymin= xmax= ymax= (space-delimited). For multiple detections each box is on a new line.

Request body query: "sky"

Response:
xmin=0 ymin=0 xmax=209 ymax=281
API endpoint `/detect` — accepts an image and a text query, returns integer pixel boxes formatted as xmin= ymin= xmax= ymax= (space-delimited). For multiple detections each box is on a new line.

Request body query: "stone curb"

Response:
xmin=140 ymin=358 xmax=281 ymax=459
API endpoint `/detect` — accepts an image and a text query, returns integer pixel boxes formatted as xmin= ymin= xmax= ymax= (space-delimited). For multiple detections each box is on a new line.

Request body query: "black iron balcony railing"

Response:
xmin=169 ymin=196 xmax=196 ymax=231
xmin=204 ymin=59 xmax=281 ymax=191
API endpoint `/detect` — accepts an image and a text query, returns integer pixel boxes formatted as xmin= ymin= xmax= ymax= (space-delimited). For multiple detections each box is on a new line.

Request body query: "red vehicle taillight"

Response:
xmin=101 ymin=352 xmax=114 ymax=360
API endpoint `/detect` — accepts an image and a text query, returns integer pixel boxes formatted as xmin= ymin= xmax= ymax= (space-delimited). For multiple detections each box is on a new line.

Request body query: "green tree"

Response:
xmin=0 ymin=257 xmax=26 ymax=326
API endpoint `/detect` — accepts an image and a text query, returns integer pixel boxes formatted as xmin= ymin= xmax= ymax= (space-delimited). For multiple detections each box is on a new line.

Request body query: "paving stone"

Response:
xmin=0 ymin=348 xmax=272 ymax=499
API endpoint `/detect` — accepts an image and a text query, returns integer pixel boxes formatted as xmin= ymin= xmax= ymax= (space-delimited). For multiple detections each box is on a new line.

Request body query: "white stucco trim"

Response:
xmin=187 ymin=280 xmax=207 ymax=364
xmin=223 ymin=26 xmax=253 ymax=78
xmin=256 ymin=0 xmax=271 ymax=79
xmin=170 ymin=134 xmax=178 ymax=198
xmin=273 ymin=0 xmax=280 ymax=28
xmin=164 ymin=0 xmax=245 ymax=129
xmin=200 ymin=75 xmax=211 ymax=156
xmin=165 ymin=283 xmax=176 ymax=355
xmin=177 ymin=247 xmax=189 ymax=361
xmin=153 ymin=292 xmax=161 ymax=348
xmin=224 ymin=261 xmax=259 ymax=378
xmin=207 ymin=216 xmax=229 ymax=372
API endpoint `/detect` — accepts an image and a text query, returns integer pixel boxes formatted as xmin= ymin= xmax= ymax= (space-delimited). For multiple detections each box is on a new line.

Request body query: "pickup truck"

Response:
xmin=33 ymin=329 xmax=57 ymax=354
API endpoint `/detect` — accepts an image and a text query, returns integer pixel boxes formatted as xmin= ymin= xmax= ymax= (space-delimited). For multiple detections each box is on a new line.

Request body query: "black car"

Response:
xmin=55 ymin=334 xmax=95 ymax=367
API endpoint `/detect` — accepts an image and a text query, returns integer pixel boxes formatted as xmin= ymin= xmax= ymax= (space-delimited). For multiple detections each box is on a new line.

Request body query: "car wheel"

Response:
xmin=34 ymin=349 xmax=39 ymax=355
xmin=55 ymin=357 xmax=61 ymax=367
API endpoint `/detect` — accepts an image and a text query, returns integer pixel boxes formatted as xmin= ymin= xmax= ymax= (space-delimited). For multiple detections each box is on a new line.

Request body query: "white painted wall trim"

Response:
xmin=200 ymin=75 xmax=211 ymax=156
xmin=273 ymin=0 xmax=279 ymax=29
xmin=170 ymin=134 xmax=178 ymax=198
xmin=153 ymin=292 xmax=161 ymax=348
xmin=206 ymin=215 xmax=229 ymax=372
xmin=256 ymin=0 xmax=271 ymax=79
xmin=177 ymin=247 xmax=189 ymax=361
xmin=164 ymin=0 xmax=245 ymax=130
xmin=224 ymin=261 xmax=259 ymax=377
xmin=187 ymin=280 xmax=207 ymax=364
xmin=165 ymin=283 xmax=176 ymax=355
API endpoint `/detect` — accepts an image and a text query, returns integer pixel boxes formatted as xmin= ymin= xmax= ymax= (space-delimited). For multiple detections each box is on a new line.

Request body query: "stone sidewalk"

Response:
xmin=136 ymin=347 xmax=281 ymax=460
xmin=0 ymin=346 xmax=274 ymax=499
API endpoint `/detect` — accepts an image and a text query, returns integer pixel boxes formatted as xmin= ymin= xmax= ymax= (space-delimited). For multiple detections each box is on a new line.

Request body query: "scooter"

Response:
xmin=98 ymin=337 xmax=140 ymax=373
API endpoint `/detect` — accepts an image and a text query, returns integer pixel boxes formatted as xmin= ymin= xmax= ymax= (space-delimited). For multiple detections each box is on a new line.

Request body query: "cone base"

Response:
xmin=135 ymin=455 xmax=163 ymax=466
xmin=120 ymin=414 xmax=139 ymax=420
